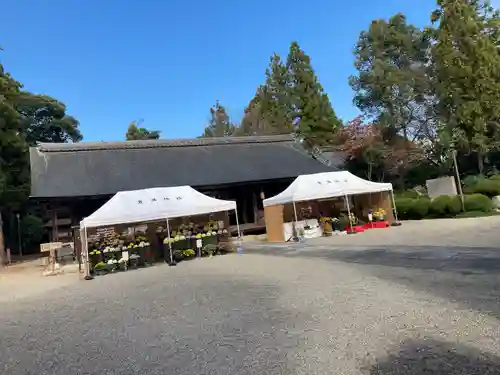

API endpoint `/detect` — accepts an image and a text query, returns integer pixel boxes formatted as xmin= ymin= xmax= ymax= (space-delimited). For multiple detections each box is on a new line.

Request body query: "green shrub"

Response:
xmin=489 ymin=174 xmax=500 ymax=182
xmin=463 ymin=175 xmax=482 ymax=188
xmin=395 ymin=189 xmax=421 ymax=199
xmin=428 ymin=195 xmax=451 ymax=217
xmin=464 ymin=179 xmax=500 ymax=197
xmin=407 ymin=198 xmax=430 ymax=219
xmin=463 ymin=194 xmax=492 ymax=212
xmin=447 ymin=196 xmax=463 ymax=215
xmin=429 ymin=195 xmax=463 ymax=217
xmin=395 ymin=198 xmax=413 ymax=219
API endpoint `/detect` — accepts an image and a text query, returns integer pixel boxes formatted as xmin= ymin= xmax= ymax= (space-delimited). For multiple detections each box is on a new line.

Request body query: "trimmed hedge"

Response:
xmin=395 ymin=193 xmax=492 ymax=220
xmin=463 ymin=175 xmax=500 ymax=198
xmin=463 ymin=193 xmax=492 ymax=212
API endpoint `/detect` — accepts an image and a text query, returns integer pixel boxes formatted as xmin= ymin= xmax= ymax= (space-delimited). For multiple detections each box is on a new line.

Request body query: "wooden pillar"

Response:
xmin=264 ymin=204 xmax=285 ymax=242
xmin=52 ymin=210 xmax=59 ymax=242
xmin=0 ymin=212 xmax=5 ymax=266
xmin=252 ymin=191 xmax=258 ymax=224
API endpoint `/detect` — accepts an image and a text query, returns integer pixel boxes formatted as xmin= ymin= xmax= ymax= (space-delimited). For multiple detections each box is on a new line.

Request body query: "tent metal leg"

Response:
xmin=390 ymin=190 xmax=399 ymax=222
xmin=82 ymin=227 xmax=93 ymax=280
xmin=292 ymin=201 xmax=298 ymax=222
xmin=344 ymin=195 xmax=354 ymax=232
xmin=234 ymin=208 xmax=241 ymax=238
xmin=166 ymin=219 xmax=175 ymax=266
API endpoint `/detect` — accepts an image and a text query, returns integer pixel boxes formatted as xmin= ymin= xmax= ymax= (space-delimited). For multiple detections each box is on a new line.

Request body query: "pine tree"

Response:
xmin=432 ymin=0 xmax=500 ymax=174
xmin=201 ymin=101 xmax=236 ymax=137
xmin=349 ymin=14 xmax=432 ymax=143
xmin=237 ymin=54 xmax=295 ymax=136
xmin=237 ymin=86 xmax=268 ymax=136
xmin=286 ymin=41 xmax=341 ymax=147
xmin=262 ymin=54 xmax=293 ymax=134
xmin=125 ymin=120 xmax=160 ymax=140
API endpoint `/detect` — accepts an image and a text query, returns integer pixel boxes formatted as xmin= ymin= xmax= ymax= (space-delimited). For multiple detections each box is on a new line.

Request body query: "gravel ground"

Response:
xmin=1 ymin=249 xmax=500 ymax=374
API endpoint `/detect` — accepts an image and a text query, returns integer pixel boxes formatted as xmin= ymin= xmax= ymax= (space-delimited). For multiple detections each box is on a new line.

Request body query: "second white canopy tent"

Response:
xmin=263 ymin=170 xmax=396 ymax=224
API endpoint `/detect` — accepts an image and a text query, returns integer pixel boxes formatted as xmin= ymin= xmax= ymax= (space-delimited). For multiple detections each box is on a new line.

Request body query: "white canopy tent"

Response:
xmin=80 ymin=186 xmax=239 ymax=278
xmin=263 ymin=171 xmax=396 ymax=228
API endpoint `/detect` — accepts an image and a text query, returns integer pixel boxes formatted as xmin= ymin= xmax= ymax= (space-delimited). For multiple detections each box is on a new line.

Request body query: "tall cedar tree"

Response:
xmin=201 ymin=102 xmax=236 ymax=137
xmin=237 ymin=86 xmax=269 ymax=136
xmin=349 ymin=13 xmax=432 ymax=143
xmin=261 ymin=54 xmax=294 ymax=134
xmin=286 ymin=42 xmax=341 ymax=147
xmin=126 ymin=120 xmax=160 ymax=140
xmin=432 ymin=0 xmax=500 ymax=174
xmin=238 ymin=55 xmax=294 ymax=136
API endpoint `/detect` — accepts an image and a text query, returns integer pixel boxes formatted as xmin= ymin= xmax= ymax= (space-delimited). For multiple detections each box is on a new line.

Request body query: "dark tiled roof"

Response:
xmin=30 ymin=135 xmax=342 ymax=198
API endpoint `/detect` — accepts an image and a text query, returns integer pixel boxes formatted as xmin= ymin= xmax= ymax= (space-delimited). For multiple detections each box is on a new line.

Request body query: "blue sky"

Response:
xmin=1 ymin=0 xmax=440 ymax=142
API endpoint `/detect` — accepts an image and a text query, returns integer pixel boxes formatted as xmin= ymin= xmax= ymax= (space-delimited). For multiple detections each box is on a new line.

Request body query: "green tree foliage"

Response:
xmin=287 ymin=42 xmax=341 ymax=147
xmin=349 ymin=13 xmax=432 ymax=143
xmin=0 ymin=50 xmax=81 ymax=258
xmin=0 ymin=62 xmax=28 ymax=213
xmin=237 ymin=55 xmax=294 ymax=137
xmin=236 ymin=43 xmax=340 ymax=143
xmin=432 ymin=0 xmax=500 ymax=175
xmin=236 ymin=86 xmax=267 ymax=136
xmin=201 ymin=101 xmax=236 ymax=137
xmin=261 ymin=54 xmax=294 ymax=134
xmin=125 ymin=120 xmax=160 ymax=140
xmin=17 ymin=94 xmax=82 ymax=145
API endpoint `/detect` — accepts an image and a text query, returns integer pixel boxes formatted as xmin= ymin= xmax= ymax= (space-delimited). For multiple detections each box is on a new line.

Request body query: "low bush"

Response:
xmin=428 ymin=195 xmax=462 ymax=217
xmin=428 ymin=195 xmax=451 ymax=217
xmin=407 ymin=198 xmax=430 ymax=220
xmin=395 ymin=194 xmax=491 ymax=219
xmin=463 ymin=193 xmax=492 ymax=212
xmin=447 ymin=196 xmax=463 ymax=215
xmin=463 ymin=178 xmax=500 ymax=198
xmin=394 ymin=189 xmax=421 ymax=199
xmin=394 ymin=198 xmax=413 ymax=219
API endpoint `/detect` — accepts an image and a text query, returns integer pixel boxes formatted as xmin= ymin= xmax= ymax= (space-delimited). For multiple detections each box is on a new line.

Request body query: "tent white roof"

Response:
xmin=263 ymin=171 xmax=393 ymax=207
xmin=81 ymin=186 xmax=236 ymax=228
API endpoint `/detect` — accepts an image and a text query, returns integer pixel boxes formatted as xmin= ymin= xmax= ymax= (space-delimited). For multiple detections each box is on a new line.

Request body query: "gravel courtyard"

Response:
xmin=1 ymin=217 xmax=500 ymax=374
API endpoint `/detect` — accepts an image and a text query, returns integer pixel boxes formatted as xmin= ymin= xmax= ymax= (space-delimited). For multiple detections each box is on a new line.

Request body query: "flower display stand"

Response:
xmin=344 ymin=225 xmax=365 ymax=233
xmin=362 ymin=221 xmax=390 ymax=229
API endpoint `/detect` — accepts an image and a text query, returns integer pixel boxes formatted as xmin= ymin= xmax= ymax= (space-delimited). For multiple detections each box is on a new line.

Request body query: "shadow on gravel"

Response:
xmin=0 ymin=271 xmax=311 ymax=375
xmin=246 ymin=244 xmax=500 ymax=319
xmin=315 ymin=245 xmax=500 ymax=320
xmin=367 ymin=339 xmax=500 ymax=375
xmin=315 ymin=245 xmax=500 ymax=273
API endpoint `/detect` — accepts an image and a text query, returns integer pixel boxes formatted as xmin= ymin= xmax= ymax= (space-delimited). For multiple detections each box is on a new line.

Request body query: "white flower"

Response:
xmin=179 ymin=235 xmax=186 ymax=240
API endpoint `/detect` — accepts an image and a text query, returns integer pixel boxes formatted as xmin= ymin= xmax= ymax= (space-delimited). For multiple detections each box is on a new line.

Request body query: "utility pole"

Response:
xmin=16 ymin=213 xmax=22 ymax=257
xmin=0 ymin=211 xmax=5 ymax=266
xmin=452 ymin=149 xmax=465 ymax=212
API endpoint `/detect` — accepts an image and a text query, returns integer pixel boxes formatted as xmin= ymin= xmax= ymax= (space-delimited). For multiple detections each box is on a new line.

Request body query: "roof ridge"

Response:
xmin=35 ymin=134 xmax=295 ymax=153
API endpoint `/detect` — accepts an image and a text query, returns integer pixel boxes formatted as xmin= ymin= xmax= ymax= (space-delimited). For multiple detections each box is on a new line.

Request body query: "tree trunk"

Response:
xmin=478 ymin=152 xmax=485 ymax=176
xmin=366 ymin=163 xmax=373 ymax=181
xmin=0 ymin=211 xmax=6 ymax=267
